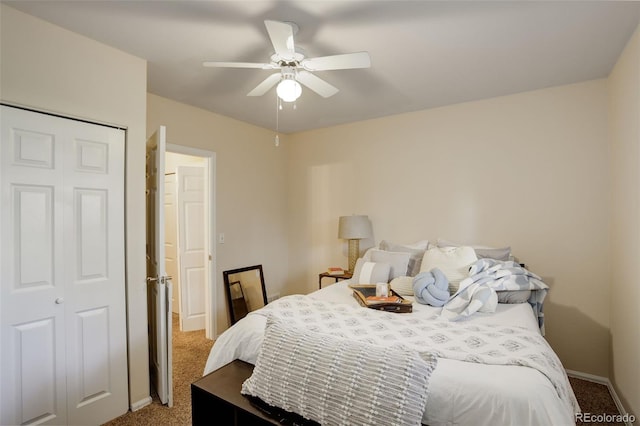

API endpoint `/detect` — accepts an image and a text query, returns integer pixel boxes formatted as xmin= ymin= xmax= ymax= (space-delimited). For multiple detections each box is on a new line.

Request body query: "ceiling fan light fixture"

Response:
xmin=204 ymin=20 xmax=370 ymax=102
xmin=276 ymin=78 xmax=302 ymax=102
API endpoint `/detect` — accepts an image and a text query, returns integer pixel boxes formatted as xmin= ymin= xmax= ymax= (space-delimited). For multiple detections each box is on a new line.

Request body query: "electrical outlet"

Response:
xmin=218 ymin=233 xmax=225 ymax=244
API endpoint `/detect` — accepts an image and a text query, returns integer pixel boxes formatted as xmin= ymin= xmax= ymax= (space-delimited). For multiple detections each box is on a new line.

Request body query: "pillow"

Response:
xmin=420 ymin=246 xmax=477 ymax=293
xmin=497 ymin=290 xmax=531 ymax=304
xmin=370 ymin=249 xmax=410 ymax=280
xmin=389 ymin=276 xmax=414 ymax=296
xmin=352 ymin=258 xmax=391 ymax=284
xmin=402 ymin=239 xmax=430 ymax=250
xmin=361 ymin=247 xmax=375 ymax=262
xmin=437 ymin=238 xmax=511 ymax=261
xmin=379 ymin=240 xmax=429 ymax=276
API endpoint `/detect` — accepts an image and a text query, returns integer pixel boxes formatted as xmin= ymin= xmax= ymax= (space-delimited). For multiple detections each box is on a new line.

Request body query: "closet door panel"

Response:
xmin=75 ymin=307 xmax=110 ymax=404
xmin=1 ymin=106 xmax=128 ymax=426
xmin=75 ymin=188 xmax=108 ymax=281
xmin=14 ymin=318 xmax=59 ymax=425
xmin=1 ymin=107 xmax=67 ymax=426
xmin=12 ymin=127 xmax=55 ymax=169
xmin=64 ymin=120 xmax=127 ymax=425
xmin=14 ymin=185 xmax=54 ymax=289
xmin=8 ymin=185 xmax=64 ymax=424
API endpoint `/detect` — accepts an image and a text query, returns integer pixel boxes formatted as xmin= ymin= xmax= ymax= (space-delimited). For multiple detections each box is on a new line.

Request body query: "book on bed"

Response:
xmin=349 ymin=284 xmax=413 ymax=313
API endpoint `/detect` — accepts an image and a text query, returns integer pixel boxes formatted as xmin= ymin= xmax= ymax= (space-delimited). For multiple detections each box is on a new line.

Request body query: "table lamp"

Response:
xmin=338 ymin=215 xmax=373 ymax=273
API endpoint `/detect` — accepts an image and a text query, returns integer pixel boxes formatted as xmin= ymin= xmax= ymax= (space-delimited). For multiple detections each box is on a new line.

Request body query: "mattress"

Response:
xmin=204 ymin=281 xmax=575 ymax=426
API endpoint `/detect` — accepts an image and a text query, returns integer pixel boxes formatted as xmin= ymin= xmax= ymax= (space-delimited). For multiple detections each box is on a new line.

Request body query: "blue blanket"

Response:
xmin=442 ymin=259 xmax=548 ymax=334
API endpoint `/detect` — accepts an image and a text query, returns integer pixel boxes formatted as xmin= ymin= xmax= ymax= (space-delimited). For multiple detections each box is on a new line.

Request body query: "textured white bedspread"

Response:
xmin=204 ymin=281 xmax=576 ymax=426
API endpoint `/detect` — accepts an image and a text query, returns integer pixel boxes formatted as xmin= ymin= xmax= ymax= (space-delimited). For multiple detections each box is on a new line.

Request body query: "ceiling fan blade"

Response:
xmin=264 ymin=20 xmax=296 ymax=60
xmin=302 ymin=52 xmax=371 ymax=71
xmin=203 ymin=61 xmax=275 ymax=69
xmin=296 ymin=71 xmax=339 ymax=98
xmin=247 ymin=73 xmax=282 ymax=97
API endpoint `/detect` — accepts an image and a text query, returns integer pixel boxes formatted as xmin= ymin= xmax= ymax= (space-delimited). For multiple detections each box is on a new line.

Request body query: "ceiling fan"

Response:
xmin=203 ymin=20 xmax=371 ymax=102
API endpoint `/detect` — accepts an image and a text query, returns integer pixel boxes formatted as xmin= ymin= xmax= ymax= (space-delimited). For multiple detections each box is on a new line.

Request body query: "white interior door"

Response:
xmin=145 ymin=126 xmax=173 ymax=407
xmin=0 ymin=105 xmax=128 ymax=425
xmin=166 ymin=145 xmax=216 ymax=340
xmin=164 ymin=174 xmax=180 ymax=315
xmin=176 ymin=166 xmax=206 ymax=331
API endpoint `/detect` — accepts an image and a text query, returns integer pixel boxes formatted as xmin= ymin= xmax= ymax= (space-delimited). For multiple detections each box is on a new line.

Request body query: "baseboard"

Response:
xmin=130 ymin=396 xmax=152 ymax=412
xmin=566 ymin=369 xmax=633 ymax=426
xmin=566 ymin=369 xmax=609 ymax=385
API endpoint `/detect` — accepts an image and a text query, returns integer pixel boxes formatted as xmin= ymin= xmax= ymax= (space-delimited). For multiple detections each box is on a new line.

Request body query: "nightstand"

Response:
xmin=318 ymin=271 xmax=353 ymax=289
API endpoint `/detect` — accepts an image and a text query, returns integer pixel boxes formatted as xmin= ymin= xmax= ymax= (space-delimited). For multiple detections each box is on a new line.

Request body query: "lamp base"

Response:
xmin=347 ymin=239 xmax=360 ymax=273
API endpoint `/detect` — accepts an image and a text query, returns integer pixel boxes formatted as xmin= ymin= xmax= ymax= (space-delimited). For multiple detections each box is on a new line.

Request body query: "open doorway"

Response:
xmin=164 ymin=152 xmax=206 ymax=332
xmin=164 ymin=145 xmax=216 ymax=339
xmin=145 ymin=128 xmax=217 ymax=411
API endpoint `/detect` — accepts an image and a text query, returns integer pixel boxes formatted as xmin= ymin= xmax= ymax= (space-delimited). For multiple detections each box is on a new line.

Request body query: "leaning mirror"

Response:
xmin=223 ymin=264 xmax=268 ymax=325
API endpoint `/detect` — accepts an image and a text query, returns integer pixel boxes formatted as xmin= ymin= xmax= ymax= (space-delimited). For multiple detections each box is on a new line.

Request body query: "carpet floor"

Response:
xmin=104 ymin=314 xmax=213 ymax=426
xmin=105 ymin=316 xmax=624 ymax=425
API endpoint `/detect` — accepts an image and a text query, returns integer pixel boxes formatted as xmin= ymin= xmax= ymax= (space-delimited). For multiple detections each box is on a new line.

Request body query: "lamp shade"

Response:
xmin=338 ymin=215 xmax=373 ymax=240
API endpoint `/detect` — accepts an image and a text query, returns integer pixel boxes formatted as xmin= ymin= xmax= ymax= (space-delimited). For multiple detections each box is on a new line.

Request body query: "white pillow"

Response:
xmin=497 ymin=290 xmax=531 ymax=304
xmin=404 ymin=240 xmax=430 ymax=250
xmin=370 ymin=249 xmax=411 ymax=280
xmin=420 ymin=246 xmax=477 ymax=293
xmin=389 ymin=276 xmax=414 ymax=296
xmin=352 ymin=258 xmax=391 ymax=284
xmin=378 ymin=240 xmax=429 ymax=277
xmin=437 ymin=238 xmax=511 ymax=261
xmin=361 ymin=247 xmax=375 ymax=262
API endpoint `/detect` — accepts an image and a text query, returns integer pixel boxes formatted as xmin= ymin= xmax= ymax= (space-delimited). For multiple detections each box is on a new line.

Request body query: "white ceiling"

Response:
xmin=5 ymin=1 xmax=640 ymax=134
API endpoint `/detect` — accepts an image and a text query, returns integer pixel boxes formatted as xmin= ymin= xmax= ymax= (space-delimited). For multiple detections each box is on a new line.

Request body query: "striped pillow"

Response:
xmin=352 ymin=258 xmax=391 ymax=284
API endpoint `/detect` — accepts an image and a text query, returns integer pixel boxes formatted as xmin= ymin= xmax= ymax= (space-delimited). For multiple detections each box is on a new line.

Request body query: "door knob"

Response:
xmin=55 ymin=297 xmax=64 ymax=304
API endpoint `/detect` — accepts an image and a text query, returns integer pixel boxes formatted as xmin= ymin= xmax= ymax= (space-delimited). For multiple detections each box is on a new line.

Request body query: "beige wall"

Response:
xmin=147 ymin=93 xmax=289 ymax=336
xmin=609 ymin=23 xmax=640 ymax=420
xmin=287 ymin=80 xmax=611 ymax=376
xmin=0 ymin=5 xmax=149 ymax=409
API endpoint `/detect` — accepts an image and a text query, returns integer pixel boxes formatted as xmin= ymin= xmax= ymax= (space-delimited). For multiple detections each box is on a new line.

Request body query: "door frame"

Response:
xmin=166 ymin=144 xmax=216 ymax=340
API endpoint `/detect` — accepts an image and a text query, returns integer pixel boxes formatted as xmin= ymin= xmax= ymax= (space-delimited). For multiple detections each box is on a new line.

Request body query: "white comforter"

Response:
xmin=205 ymin=281 xmax=576 ymax=426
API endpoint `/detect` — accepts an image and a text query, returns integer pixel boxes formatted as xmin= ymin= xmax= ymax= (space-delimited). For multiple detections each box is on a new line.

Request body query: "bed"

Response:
xmin=204 ymin=279 xmax=578 ymax=426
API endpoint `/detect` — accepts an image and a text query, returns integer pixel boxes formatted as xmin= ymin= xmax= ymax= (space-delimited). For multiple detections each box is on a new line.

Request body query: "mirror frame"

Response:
xmin=223 ymin=264 xmax=268 ymax=325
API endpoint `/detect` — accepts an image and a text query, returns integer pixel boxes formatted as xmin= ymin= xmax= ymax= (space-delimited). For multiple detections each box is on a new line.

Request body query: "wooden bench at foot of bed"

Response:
xmin=192 ymin=360 xmax=319 ymax=425
xmin=191 ymin=360 xmax=279 ymax=425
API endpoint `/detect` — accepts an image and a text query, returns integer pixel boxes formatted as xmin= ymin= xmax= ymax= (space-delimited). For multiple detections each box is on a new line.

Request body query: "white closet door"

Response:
xmin=0 ymin=106 xmax=128 ymax=425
